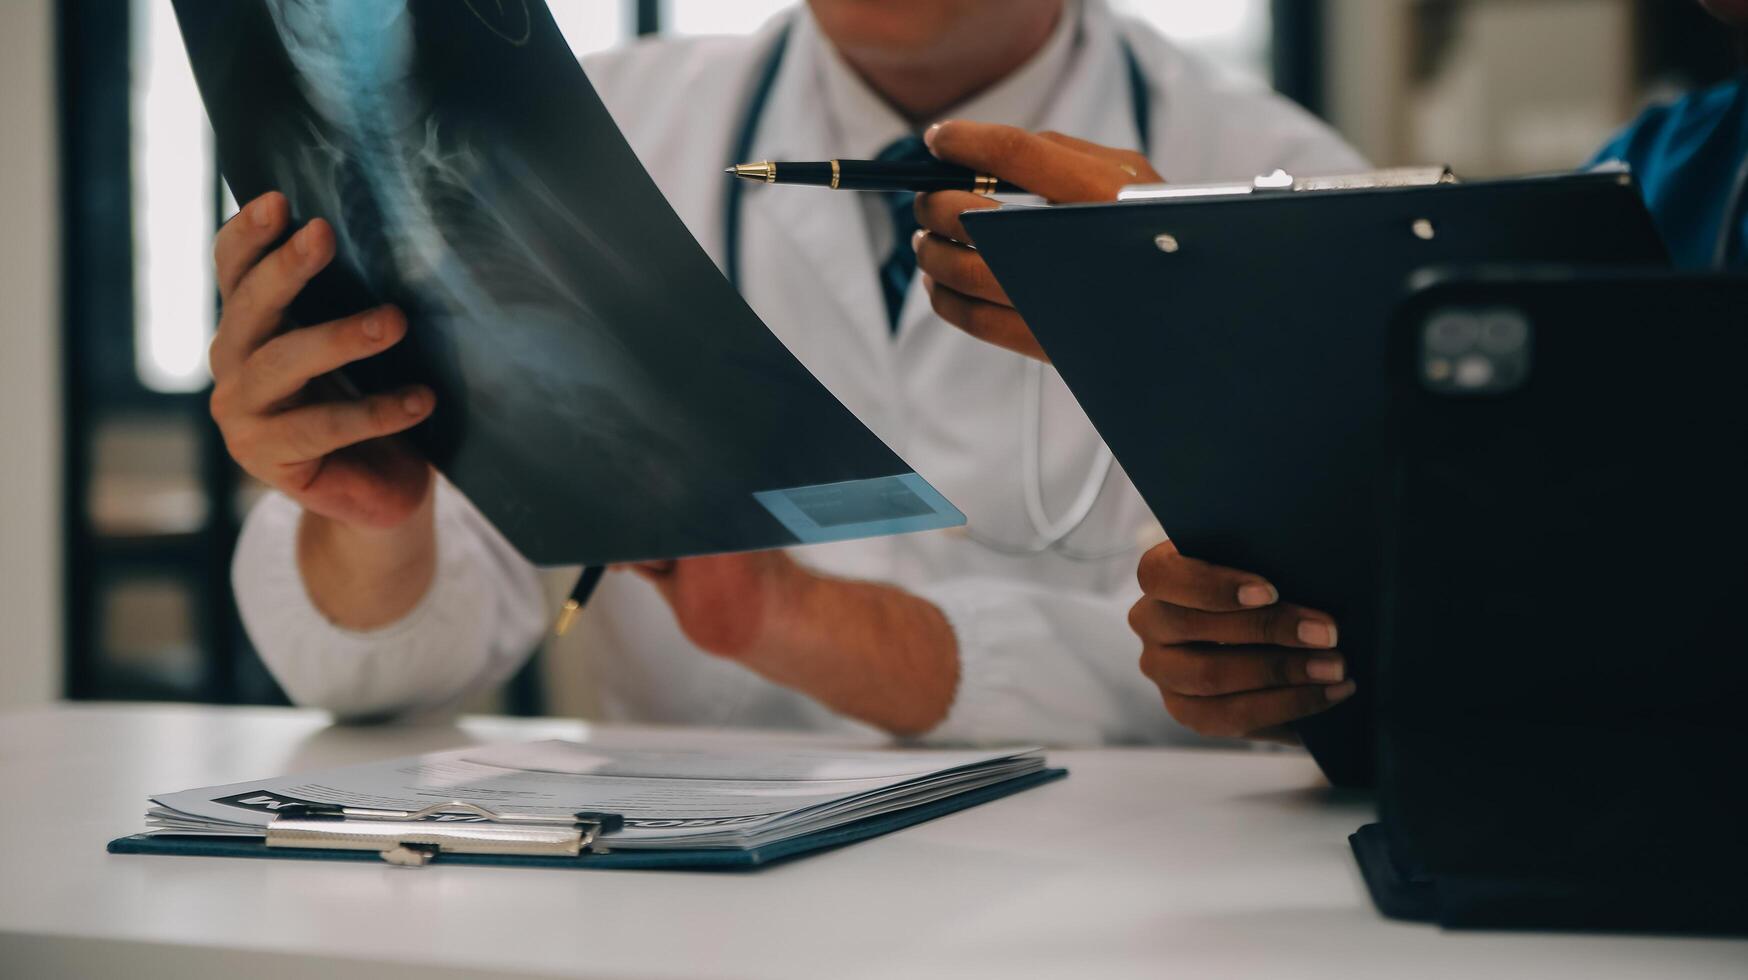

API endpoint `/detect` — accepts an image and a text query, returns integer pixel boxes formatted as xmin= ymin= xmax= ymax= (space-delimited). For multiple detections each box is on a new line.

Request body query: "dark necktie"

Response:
xmin=875 ymin=135 xmax=932 ymax=331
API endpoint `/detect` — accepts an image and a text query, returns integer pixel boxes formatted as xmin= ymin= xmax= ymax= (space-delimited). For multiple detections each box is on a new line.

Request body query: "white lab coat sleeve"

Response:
xmin=915 ymin=576 xmax=1199 ymax=748
xmin=231 ymin=480 xmax=548 ymax=721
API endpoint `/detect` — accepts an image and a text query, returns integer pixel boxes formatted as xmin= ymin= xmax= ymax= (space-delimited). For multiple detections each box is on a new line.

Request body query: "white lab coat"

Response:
xmin=234 ymin=1 xmax=1367 ymax=745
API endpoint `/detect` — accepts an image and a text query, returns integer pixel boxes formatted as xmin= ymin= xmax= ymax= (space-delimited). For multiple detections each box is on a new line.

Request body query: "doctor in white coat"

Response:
xmin=214 ymin=0 xmax=1366 ymax=745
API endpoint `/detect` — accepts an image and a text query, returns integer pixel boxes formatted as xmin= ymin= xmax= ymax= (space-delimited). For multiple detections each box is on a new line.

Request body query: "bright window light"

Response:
xmin=662 ymin=0 xmax=793 ymax=36
xmin=548 ymin=0 xmax=632 ymax=56
xmin=131 ymin=0 xmax=217 ymax=394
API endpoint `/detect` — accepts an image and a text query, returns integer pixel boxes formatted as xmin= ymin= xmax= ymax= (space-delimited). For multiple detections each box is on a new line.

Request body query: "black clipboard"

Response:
xmin=963 ymin=170 xmax=1668 ymax=786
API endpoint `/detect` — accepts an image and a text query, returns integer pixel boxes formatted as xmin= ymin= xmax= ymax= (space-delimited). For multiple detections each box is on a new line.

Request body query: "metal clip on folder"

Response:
xmin=1117 ymin=166 xmax=1458 ymax=202
xmin=266 ymin=802 xmax=626 ymax=868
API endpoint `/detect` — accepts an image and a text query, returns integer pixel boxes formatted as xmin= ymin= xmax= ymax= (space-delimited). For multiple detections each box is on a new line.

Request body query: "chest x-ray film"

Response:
xmin=172 ymin=0 xmax=963 ymax=565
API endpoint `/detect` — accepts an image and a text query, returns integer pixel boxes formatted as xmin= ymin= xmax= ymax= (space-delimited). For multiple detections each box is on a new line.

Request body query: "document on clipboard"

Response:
xmin=961 ymin=166 xmax=1668 ymax=788
xmin=109 ymin=739 xmax=1063 ymax=869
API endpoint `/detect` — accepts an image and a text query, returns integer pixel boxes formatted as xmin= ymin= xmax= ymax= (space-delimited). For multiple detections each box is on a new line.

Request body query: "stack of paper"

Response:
xmin=143 ymin=740 xmax=1047 ymax=851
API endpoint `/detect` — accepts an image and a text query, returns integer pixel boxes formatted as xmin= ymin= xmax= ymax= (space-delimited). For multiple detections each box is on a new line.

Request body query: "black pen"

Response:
xmin=726 ymin=159 xmax=1022 ymax=195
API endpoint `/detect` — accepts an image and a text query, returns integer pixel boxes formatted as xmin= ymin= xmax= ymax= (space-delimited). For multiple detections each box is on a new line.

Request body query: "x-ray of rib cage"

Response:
xmin=172 ymin=0 xmax=962 ymax=564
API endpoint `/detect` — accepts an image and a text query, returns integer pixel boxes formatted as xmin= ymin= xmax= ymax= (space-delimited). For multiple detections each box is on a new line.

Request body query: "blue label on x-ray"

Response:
xmin=755 ymin=474 xmax=965 ymax=545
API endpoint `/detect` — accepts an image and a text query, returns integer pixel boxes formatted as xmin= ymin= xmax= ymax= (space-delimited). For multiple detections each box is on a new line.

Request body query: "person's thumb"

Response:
xmin=925 ymin=119 xmax=1133 ymax=203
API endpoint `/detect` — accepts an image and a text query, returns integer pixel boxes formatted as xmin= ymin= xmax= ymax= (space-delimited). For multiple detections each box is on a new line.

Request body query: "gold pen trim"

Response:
xmin=973 ymin=174 xmax=998 ymax=196
xmin=830 ymin=159 xmax=840 ymax=190
xmin=554 ymin=598 xmax=581 ymax=636
xmin=725 ymin=162 xmax=777 ymax=184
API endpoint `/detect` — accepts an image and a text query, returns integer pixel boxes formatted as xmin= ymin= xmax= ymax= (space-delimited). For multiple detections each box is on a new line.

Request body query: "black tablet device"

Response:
xmin=965 ymin=171 xmax=1668 ymax=785
xmin=1356 ymin=269 xmax=1748 ymax=931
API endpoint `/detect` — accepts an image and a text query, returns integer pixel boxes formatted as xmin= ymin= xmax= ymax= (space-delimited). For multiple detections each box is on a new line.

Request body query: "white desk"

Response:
xmin=0 ymin=704 xmax=1740 ymax=979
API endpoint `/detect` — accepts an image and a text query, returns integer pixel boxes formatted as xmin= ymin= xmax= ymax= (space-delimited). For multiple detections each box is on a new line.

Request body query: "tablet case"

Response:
xmin=108 ymin=768 xmax=1066 ymax=871
xmin=1357 ymin=271 xmax=1748 ymax=933
xmin=964 ymin=172 xmax=1668 ymax=787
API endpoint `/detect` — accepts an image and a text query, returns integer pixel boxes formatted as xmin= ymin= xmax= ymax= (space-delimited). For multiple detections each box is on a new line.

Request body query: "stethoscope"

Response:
xmin=722 ymin=19 xmax=1154 ymax=560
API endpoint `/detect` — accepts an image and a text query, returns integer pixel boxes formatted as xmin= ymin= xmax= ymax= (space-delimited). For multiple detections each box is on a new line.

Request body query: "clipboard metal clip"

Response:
xmin=266 ymin=801 xmax=626 ymax=868
xmin=1118 ymin=165 xmax=1459 ymax=202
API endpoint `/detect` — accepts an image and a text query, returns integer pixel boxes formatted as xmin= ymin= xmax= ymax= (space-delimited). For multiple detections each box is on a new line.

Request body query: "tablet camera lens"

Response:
xmin=1425 ymin=312 xmax=1481 ymax=355
xmin=1478 ymin=311 xmax=1529 ymax=354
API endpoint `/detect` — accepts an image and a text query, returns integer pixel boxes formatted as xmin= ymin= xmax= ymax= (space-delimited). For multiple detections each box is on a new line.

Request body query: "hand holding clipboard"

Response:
xmin=913 ymin=121 xmax=1395 ymax=749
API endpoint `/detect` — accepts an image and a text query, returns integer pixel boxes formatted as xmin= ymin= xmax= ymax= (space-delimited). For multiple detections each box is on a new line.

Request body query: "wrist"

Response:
xmin=302 ymin=511 xmax=430 ymax=575
xmin=738 ymin=566 xmax=960 ymax=737
xmin=297 ymin=490 xmax=437 ymax=630
xmin=741 ymin=559 xmax=833 ymax=668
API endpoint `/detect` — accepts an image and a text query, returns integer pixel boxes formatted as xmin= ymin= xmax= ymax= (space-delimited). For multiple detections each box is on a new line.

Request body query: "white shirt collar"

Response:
xmin=802 ymin=0 xmax=1084 ymax=161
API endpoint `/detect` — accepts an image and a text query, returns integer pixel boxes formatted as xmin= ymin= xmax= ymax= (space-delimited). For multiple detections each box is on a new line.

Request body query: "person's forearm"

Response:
xmin=296 ymin=486 xmax=438 ymax=630
xmin=741 ymin=574 xmax=959 ymax=737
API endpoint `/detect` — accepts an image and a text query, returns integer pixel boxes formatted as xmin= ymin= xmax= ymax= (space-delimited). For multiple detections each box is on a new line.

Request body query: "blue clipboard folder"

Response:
xmin=109 ymin=769 xmax=1065 ymax=871
xmin=108 ymin=741 xmax=1066 ymax=871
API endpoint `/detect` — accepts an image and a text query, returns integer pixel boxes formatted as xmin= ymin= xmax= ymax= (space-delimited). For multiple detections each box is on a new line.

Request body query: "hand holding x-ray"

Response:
xmin=176 ymin=0 xmax=965 ymax=573
xmin=209 ymin=193 xmax=432 ymax=532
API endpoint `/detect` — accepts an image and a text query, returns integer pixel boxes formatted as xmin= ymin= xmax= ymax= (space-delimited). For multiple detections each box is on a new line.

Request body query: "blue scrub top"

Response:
xmin=1591 ymin=75 xmax=1748 ymax=270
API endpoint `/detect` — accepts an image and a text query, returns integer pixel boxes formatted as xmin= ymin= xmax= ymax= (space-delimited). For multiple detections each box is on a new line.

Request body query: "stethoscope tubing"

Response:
xmin=722 ymin=17 xmax=1154 ymax=560
xmin=1715 ymin=150 xmax=1748 ymax=270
